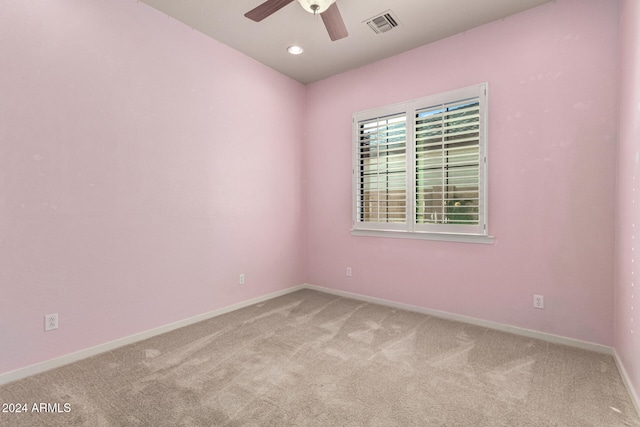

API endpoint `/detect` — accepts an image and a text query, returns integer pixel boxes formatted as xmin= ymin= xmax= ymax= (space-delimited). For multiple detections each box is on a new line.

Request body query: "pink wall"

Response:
xmin=615 ymin=0 xmax=640 ymax=406
xmin=0 ymin=0 xmax=306 ymax=375
xmin=304 ymin=0 xmax=619 ymax=345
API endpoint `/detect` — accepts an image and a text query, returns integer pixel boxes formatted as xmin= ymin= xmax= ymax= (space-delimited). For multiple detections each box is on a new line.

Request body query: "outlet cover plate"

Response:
xmin=533 ymin=295 xmax=544 ymax=309
xmin=45 ymin=313 xmax=58 ymax=331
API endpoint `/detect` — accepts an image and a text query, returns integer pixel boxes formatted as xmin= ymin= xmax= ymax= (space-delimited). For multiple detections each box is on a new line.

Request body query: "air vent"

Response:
xmin=365 ymin=10 xmax=399 ymax=34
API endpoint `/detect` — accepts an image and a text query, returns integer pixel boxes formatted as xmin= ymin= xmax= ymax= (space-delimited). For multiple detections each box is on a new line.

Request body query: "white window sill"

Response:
xmin=350 ymin=228 xmax=495 ymax=244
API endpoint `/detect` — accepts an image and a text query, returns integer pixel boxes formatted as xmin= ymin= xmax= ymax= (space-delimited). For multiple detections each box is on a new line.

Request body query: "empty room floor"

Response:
xmin=1 ymin=289 xmax=639 ymax=426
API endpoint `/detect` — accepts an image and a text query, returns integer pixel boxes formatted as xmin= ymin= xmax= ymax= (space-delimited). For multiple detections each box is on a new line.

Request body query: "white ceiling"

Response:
xmin=138 ymin=0 xmax=553 ymax=84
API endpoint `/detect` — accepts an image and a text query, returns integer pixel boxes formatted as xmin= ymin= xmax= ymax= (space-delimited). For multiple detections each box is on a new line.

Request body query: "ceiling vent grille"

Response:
xmin=365 ymin=10 xmax=399 ymax=34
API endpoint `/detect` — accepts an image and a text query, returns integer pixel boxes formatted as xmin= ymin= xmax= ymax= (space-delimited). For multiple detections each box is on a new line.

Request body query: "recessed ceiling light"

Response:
xmin=287 ymin=45 xmax=304 ymax=55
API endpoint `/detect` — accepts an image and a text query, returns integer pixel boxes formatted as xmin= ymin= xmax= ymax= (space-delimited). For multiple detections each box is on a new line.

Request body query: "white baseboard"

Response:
xmin=0 ymin=285 xmax=306 ymax=386
xmin=302 ymin=284 xmax=613 ymax=355
xmin=613 ymin=349 xmax=640 ymax=418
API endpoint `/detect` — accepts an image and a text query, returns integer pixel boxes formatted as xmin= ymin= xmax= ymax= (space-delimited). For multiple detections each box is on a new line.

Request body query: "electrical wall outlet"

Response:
xmin=239 ymin=273 xmax=245 ymax=285
xmin=346 ymin=267 xmax=352 ymax=277
xmin=44 ymin=313 xmax=58 ymax=331
xmin=533 ymin=295 xmax=544 ymax=309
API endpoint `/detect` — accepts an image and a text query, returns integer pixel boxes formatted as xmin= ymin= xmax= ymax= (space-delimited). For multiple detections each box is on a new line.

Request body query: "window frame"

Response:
xmin=351 ymin=83 xmax=493 ymax=244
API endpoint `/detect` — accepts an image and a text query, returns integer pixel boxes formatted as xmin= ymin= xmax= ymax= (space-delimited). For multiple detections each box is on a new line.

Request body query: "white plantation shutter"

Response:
xmin=414 ymin=95 xmax=483 ymax=234
xmin=353 ymin=84 xmax=488 ymax=238
xmin=354 ymin=111 xmax=408 ymax=229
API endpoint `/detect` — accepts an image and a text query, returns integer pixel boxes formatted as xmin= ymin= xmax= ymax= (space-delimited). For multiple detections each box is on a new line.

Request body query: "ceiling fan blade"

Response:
xmin=245 ymin=0 xmax=295 ymax=22
xmin=321 ymin=2 xmax=348 ymax=41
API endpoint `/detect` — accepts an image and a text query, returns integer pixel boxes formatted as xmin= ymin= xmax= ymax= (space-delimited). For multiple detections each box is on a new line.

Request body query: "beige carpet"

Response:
xmin=1 ymin=289 xmax=639 ymax=426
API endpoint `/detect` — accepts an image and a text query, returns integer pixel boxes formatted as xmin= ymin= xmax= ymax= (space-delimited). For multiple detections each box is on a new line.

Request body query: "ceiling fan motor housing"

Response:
xmin=296 ymin=0 xmax=336 ymax=14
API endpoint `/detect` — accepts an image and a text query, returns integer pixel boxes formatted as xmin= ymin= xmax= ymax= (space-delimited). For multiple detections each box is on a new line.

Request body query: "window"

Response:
xmin=352 ymin=84 xmax=491 ymax=243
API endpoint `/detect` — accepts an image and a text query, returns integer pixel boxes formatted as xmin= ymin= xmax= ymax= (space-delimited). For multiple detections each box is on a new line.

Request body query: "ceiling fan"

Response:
xmin=244 ymin=0 xmax=348 ymax=41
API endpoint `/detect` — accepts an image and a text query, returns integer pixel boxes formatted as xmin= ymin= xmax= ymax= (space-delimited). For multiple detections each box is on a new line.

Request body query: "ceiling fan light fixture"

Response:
xmin=244 ymin=0 xmax=348 ymax=43
xmin=296 ymin=0 xmax=336 ymax=15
